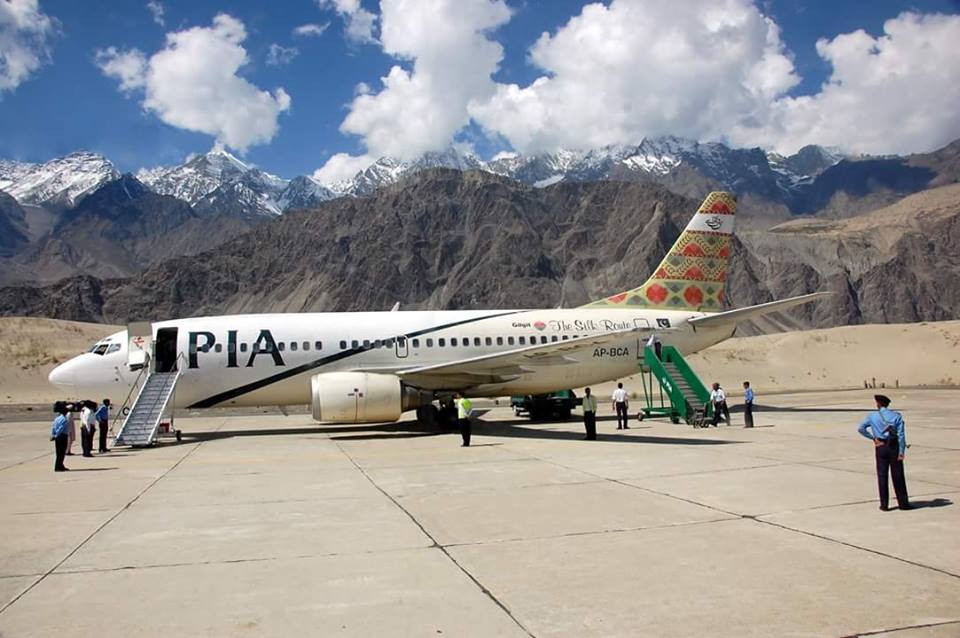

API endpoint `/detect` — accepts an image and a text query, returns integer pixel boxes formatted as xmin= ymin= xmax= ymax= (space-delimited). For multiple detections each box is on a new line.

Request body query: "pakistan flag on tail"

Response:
xmin=582 ymin=191 xmax=736 ymax=311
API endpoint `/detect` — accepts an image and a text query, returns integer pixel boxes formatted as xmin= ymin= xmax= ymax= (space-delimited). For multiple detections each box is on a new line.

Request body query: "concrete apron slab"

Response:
xmin=448 ymin=517 xmax=960 ymax=638
xmin=0 ymin=548 xmax=530 ymax=638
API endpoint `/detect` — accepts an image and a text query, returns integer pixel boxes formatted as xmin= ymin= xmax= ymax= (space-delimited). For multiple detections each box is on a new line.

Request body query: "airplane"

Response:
xmin=48 ymin=191 xmax=827 ymax=426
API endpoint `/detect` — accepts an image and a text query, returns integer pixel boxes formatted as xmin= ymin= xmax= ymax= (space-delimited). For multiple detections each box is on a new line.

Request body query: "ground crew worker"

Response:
xmin=743 ymin=381 xmax=754 ymax=428
xmin=858 ymin=394 xmax=911 ymax=511
xmin=66 ymin=401 xmax=77 ymax=455
xmin=612 ymin=383 xmax=630 ymax=430
xmin=80 ymin=400 xmax=96 ymax=457
xmin=710 ymin=383 xmax=730 ymax=426
xmin=96 ymin=399 xmax=110 ymax=453
xmin=582 ymin=387 xmax=598 ymax=440
xmin=454 ymin=393 xmax=472 ymax=447
xmin=51 ymin=402 xmax=70 ymax=472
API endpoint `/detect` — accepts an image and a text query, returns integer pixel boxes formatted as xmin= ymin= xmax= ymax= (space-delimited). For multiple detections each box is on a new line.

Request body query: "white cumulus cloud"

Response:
xmin=146 ymin=0 xmax=164 ymax=27
xmin=293 ymin=22 xmax=329 ymax=37
xmin=0 ymin=0 xmax=58 ymax=94
xmin=314 ymin=0 xmax=511 ymax=179
xmin=266 ymin=43 xmax=298 ymax=66
xmin=729 ymin=11 xmax=960 ymax=155
xmin=312 ymin=152 xmax=374 ymax=183
xmin=470 ymin=0 xmax=799 ymax=154
xmin=96 ymin=14 xmax=291 ymax=153
xmin=317 ymin=0 xmax=377 ymax=44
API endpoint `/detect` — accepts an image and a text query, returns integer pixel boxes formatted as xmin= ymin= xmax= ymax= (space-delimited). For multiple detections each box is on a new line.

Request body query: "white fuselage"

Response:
xmin=49 ymin=308 xmax=734 ymax=410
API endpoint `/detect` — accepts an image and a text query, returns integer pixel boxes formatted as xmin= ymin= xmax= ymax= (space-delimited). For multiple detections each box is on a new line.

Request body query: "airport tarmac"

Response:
xmin=1 ymin=389 xmax=958 ymax=637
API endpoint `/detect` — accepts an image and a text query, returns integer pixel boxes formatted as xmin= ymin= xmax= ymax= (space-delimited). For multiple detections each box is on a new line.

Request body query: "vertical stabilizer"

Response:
xmin=582 ymin=191 xmax=736 ymax=311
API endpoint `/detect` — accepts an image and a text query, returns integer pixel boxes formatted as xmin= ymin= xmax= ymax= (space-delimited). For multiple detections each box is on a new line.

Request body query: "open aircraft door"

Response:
xmin=127 ymin=321 xmax=152 ymax=371
xmin=633 ymin=318 xmax=651 ymax=359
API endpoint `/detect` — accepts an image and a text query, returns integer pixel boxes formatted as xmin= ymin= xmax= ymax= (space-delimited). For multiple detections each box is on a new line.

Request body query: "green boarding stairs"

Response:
xmin=638 ymin=345 xmax=712 ymax=425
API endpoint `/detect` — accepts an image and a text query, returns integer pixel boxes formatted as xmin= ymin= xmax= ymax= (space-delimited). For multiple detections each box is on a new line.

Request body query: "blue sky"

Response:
xmin=1 ymin=0 xmax=959 ymax=179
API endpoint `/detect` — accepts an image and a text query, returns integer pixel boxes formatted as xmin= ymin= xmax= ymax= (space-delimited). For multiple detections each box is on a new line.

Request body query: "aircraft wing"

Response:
xmin=688 ymin=292 xmax=831 ymax=330
xmin=394 ymin=326 xmax=659 ymax=390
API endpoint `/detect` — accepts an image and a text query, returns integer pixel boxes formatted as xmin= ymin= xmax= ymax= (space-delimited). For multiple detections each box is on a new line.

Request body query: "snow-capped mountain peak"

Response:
xmin=0 ymin=151 xmax=119 ymax=208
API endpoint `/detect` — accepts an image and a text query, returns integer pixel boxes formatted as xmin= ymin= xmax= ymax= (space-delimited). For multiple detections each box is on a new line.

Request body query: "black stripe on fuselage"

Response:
xmin=187 ymin=311 xmax=522 ymax=408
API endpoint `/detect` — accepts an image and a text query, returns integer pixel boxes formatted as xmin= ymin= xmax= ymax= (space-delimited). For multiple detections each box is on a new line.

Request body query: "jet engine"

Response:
xmin=310 ymin=372 xmax=429 ymax=423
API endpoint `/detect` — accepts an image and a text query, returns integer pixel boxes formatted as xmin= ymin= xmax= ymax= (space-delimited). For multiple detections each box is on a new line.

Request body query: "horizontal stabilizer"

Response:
xmin=688 ymin=292 xmax=831 ymax=329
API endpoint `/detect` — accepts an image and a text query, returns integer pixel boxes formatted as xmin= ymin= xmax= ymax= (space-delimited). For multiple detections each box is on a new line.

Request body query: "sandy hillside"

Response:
xmin=0 ymin=317 xmax=120 ymax=405
xmin=1 ymin=317 xmax=957 ymax=406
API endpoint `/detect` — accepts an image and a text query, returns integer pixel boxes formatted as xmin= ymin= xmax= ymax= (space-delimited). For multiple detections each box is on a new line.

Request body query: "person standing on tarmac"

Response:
xmin=743 ymin=381 xmax=755 ymax=428
xmin=80 ymin=400 xmax=96 ymax=458
xmin=858 ymin=394 xmax=911 ymax=511
xmin=51 ymin=402 xmax=70 ymax=472
xmin=710 ymin=383 xmax=730 ymax=426
xmin=582 ymin=387 xmax=598 ymax=440
xmin=454 ymin=393 xmax=472 ymax=447
xmin=95 ymin=399 xmax=110 ymax=453
xmin=612 ymin=383 xmax=630 ymax=430
xmin=66 ymin=402 xmax=77 ymax=456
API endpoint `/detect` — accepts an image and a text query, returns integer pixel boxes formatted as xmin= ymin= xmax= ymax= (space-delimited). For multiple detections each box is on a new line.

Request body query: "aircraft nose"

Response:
xmin=48 ymin=358 xmax=78 ymax=391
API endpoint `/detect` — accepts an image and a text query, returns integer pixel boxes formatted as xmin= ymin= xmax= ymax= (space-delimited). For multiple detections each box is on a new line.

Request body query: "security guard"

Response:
xmin=582 ymin=387 xmax=598 ymax=440
xmin=454 ymin=393 xmax=472 ymax=447
xmin=858 ymin=394 xmax=911 ymax=511
xmin=743 ymin=381 xmax=755 ymax=428
xmin=51 ymin=402 xmax=70 ymax=472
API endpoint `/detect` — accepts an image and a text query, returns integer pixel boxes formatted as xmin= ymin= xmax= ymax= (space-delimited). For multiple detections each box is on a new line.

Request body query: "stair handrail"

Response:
xmin=662 ymin=345 xmax=711 ymax=409
xmin=115 ymin=353 xmax=186 ymax=445
xmin=114 ymin=363 xmax=149 ymax=427
xmin=114 ymin=367 xmax=156 ymax=445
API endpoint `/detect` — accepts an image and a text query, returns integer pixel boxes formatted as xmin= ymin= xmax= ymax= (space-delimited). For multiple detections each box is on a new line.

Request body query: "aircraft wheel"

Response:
xmin=637 ymin=412 xmax=645 ymax=422
xmin=175 ymin=430 xmax=182 ymax=442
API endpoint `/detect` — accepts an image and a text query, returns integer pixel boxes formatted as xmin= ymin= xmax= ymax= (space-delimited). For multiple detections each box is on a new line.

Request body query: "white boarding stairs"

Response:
xmin=115 ymin=371 xmax=181 ymax=447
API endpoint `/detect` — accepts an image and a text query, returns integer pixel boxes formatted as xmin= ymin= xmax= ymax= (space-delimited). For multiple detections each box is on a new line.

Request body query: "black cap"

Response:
xmin=874 ymin=394 xmax=891 ymax=407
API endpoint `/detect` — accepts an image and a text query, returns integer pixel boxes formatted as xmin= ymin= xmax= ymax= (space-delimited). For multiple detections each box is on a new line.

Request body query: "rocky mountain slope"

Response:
xmin=2 ymin=171 xmax=956 ymax=329
xmin=1 ymin=175 xmax=262 ymax=285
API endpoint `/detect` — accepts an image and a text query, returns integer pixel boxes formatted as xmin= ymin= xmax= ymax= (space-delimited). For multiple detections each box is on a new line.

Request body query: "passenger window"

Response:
xmin=496 ymin=337 xmax=503 ymax=346
xmin=314 ymin=341 xmax=322 ymax=351
xmin=438 ymin=338 xmax=446 ymax=347
xmin=387 ymin=338 xmax=396 ymax=348
xmin=374 ymin=339 xmax=382 ymax=348
xmin=551 ymin=336 xmax=558 ymax=342
xmin=302 ymin=342 xmax=310 ymax=351
xmin=426 ymin=338 xmax=434 ymax=347
xmin=463 ymin=339 xmax=469 ymax=348
xmin=240 ymin=343 xmax=248 ymax=353
xmin=507 ymin=336 xmax=515 ymax=345
xmin=340 ymin=340 xmax=346 ymax=350
xmin=278 ymin=342 xmax=285 ymax=352
xmin=363 ymin=340 xmax=371 ymax=349
xmin=485 ymin=337 xmax=492 ymax=346
xmin=541 ymin=336 xmax=548 ymax=344
xmin=451 ymin=338 xmax=458 ymax=346
xmin=412 ymin=338 xmax=420 ymax=348
xmin=519 ymin=336 xmax=526 ymax=345
xmin=291 ymin=342 xmax=298 ymax=351
xmin=214 ymin=344 xmax=223 ymax=353
xmin=473 ymin=337 xmax=481 ymax=346
xmin=351 ymin=340 xmax=359 ymax=349
xmin=562 ymin=335 xmax=569 ymax=341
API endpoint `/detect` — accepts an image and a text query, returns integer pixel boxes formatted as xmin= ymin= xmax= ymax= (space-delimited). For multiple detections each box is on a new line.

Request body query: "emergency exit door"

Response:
xmin=395 ymin=336 xmax=409 ymax=358
xmin=633 ymin=318 xmax=651 ymax=359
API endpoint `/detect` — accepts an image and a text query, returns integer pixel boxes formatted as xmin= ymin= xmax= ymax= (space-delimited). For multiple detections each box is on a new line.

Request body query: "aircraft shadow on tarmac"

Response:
xmin=177 ymin=418 xmax=741 ymax=446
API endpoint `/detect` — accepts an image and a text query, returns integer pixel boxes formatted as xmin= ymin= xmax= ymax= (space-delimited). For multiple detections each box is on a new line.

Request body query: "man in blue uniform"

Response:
xmin=51 ymin=402 xmax=70 ymax=472
xmin=743 ymin=381 xmax=755 ymax=428
xmin=95 ymin=399 xmax=111 ymax=453
xmin=858 ymin=395 xmax=911 ymax=511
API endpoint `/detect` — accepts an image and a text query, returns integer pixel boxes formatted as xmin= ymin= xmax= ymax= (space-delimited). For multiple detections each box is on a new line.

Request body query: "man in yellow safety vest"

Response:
xmin=454 ymin=393 xmax=472 ymax=447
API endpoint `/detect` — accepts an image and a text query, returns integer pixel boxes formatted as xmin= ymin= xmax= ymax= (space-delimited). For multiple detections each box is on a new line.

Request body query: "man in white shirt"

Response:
xmin=611 ymin=382 xmax=630 ymax=430
xmin=710 ymin=383 xmax=730 ymax=426
xmin=645 ymin=334 xmax=662 ymax=360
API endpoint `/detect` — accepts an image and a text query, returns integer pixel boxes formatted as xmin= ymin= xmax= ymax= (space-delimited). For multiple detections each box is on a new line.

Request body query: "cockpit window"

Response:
xmin=92 ymin=344 xmax=109 ymax=355
xmin=106 ymin=343 xmax=121 ymax=354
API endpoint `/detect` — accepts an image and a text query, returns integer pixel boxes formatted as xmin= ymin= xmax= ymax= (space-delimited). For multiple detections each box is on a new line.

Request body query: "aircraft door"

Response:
xmin=633 ymin=318 xmax=651 ymax=359
xmin=155 ymin=328 xmax=179 ymax=373
xmin=127 ymin=321 xmax=152 ymax=370
xmin=395 ymin=336 xmax=409 ymax=358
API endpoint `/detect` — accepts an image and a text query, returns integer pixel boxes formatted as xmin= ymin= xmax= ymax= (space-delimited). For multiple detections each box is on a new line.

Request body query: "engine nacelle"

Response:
xmin=310 ymin=372 xmax=428 ymax=423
